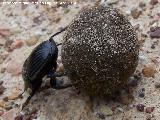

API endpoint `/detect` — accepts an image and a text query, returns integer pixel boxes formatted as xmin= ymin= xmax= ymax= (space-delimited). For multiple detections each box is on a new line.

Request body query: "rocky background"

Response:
xmin=0 ymin=0 xmax=160 ymax=120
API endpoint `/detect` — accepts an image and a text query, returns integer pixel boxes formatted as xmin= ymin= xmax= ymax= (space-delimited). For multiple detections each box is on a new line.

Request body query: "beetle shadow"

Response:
xmin=43 ymin=72 xmax=142 ymax=120
xmin=20 ymin=71 xmax=142 ymax=120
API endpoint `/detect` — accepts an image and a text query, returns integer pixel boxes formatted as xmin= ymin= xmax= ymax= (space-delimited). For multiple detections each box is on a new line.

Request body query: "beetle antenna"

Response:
xmin=50 ymin=26 xmax=68 ymax=41
xmin=49 ymin=26 xmax=67 ymax=45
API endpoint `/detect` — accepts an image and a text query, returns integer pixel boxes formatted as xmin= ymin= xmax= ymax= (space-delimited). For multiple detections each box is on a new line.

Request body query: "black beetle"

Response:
xmin=21 ymin=27 xmax=74 ymax=109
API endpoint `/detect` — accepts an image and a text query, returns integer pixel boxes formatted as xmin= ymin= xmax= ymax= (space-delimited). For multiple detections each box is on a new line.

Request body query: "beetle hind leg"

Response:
xmin=48 ymin=70 xmax=77 ymax=90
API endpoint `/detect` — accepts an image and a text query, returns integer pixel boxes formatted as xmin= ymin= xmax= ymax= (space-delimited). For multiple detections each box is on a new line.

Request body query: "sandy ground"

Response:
xmin=0 ymin=0 xmax=160 ymax=120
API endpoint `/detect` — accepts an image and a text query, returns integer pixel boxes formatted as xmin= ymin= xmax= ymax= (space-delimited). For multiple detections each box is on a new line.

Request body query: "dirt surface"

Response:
xmin=0 ymin=0 xmax=160 ymax=120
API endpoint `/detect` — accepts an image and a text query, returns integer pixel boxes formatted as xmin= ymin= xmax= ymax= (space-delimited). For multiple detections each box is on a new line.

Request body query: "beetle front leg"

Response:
xmin=47 ymin=71 xmax=67 ymax=78
xmin=48 ymin=72 xmax=65 ymax=77
xmin=50 ymin=77 xmax=74 ymax=90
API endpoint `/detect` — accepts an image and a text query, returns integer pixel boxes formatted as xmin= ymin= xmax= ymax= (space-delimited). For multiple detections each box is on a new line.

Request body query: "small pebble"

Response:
xmin=2 ymin=108 xmax=19 ymax=120
xmin=22 ymin=107 xmax=38 ymax=120
xmin=54 ymin=17 xmax=61 ymax=23
xmin=125 ymin=10 xmax=131 ymax=16
xmin=0 ymin=51 xmax=9 ymax=64
xmin=141 ymin=88 xmax=145 ymax=92
xmin=146 ymin=114 xmax=155 ymax=120
xmin=8 ymin=89 xmax=20 ymax=100
xmin=0 ymin=85 xmax=5 ymax=95
xmin=56 ymin=63 xmax=64 ymax=72
xmin=0 ymin=38 xmax=6 ymax=46
xmin=41 ymin=28 xmax=46 ymax=31
xmin=153 ymin=14 xmax=160 ymax=21
xmin=4 ymin=102 xmax=13 ymax=111
xmin=149 ymin=20 xmax=157 ymax=26
xmin=150 ymin=27 xmax=160 ymax=38
xmin=97 ymin=113 xmax=105 ymax=119
xmin=150 ymin=0 xmax=158 ymax=5
xmin=0 ymin=29 xmax=11 ymax=37
xmin=151 ymin=44 xmax=155 ymax=49
xmin=138 ymin=92 xmax=145 ymax=98
xmin=10 ymin=39 xmax=23 ymax=50
xmin=0 ymin=68 xmax=6 ymax=73
xmin=0 ymin=81 xmax=3 ymax=86
xmin=0 ymin=100 xmax=5 ymax=107
xmin=0 ymin=108 xmax=4 ymax=116
xmin=155 ymin=82 xmax=160 ymax=88
xmin=4 ymin=40 xmax=14 ymax=52
xmin=64 ymin=8 xmax=70 ymax=14
xmin=33 ymin=16 xmax=42 ymax=25
xmin=6 ymin=60 xmax=22 ymax=76
xmin=3 ymin=96 xmax=9 ymax=102
xmin=1 ymin=51 xmax=9 ymax=60
xmin=134 ymin=24 xmax=140 ymax=31
xmin=138 ymin=88 xmax=145 ymax=98
xmin=151 ymin=41 xmax=158 ymax=49
xmin=136 ymin=104 xmax=145 ymax=112
xmin=128 ymin=77 xmax=138 ymax=87
xmin=25 ymin=36 xmax=39 ymax=46
xmin=116 ymin=107 xmax=124 ymax=113
xmin=131 ymin=8 xmax=142 ymax=19
xmin=99 ymin=105 xmax=113 ymax=116
xmin=37 ymin=115 xmax=47 ymax=120
xmin=13 ymin=103 xmax=19 ymax=108
xmin=14 ymin=114 xmax=24 ymax=120
xmin=142 ymin=66 xmax=156 ymax=78
xmin=106 ymin=0 xmax=118 ymax=5
xmin=139 ymin=1 xmax=146 ymax=8
xmin=145 ymin=107 xmax=155 ymax=114
xmin=0 ymin=58 xmax=4 ymax=64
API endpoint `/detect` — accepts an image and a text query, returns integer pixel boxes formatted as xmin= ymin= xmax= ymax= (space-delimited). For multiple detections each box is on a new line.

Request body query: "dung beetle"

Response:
xmin=21 ymin=27 xmax=75 ymax=109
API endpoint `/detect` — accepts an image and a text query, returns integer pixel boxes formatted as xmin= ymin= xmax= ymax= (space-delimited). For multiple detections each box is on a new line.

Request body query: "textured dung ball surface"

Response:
xmin=62 ymin=5 xmax=139 ymax=96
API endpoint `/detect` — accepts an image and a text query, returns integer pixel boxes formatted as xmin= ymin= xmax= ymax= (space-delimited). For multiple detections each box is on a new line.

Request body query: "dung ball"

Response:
xmin=61 ymin=5 xmax=139 ymax=96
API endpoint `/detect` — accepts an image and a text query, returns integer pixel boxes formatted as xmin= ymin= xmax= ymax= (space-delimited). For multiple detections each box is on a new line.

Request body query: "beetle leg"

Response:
xmin=53 ymin=72 xmax=67 ymax=77
xmin=47 ymin=72 xmax=62 ymax=78
xmin=50 ymin=77 xmax=75 ymax=90
xmin=47 ymin=71 xmax=67 ymax=78
xmin=21 ymin=93 xmax=34 ymax=111
xmin=54 ymin=83 xmax=74 ymax=89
